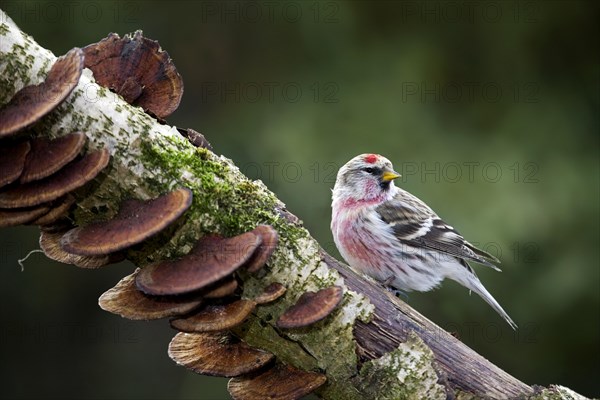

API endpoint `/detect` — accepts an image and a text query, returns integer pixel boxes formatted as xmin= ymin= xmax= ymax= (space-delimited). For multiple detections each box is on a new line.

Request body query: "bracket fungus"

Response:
xmin=277 ymin=286 xmax=344 ymax=329
xmin=227 ymin=363 xmax=327 ymax=400
xmin=31 ymin=195 xmax=76 ymax=226
xmin=20 ymin=132 xmax=87 ymax=183
xmin=0 ymin=205 xmax=51 ymax=228
xmin=202 ymin=277 xmax=239 ymax=299
xmin=136 ymin=232 xmax=260 ymax=296
xmin=82 ymin=31 xmax=183 ymax=119
xmin=99 ymin=269 xmax=203 ymax=320
xmin=0 ymin=140 xmax=31 ymax=188
xmin=168 ymin=332 xmax=275 ymax=378
xmin=245 ymin=225 xmax=279 ymax=273
xmin=254 ymin=282 xmax=286 ymax=305
xmin=0 ymin=48 xmax=84 ymax=138
xmin=0 ymin=148 xmax=110 ymax=208
xmin=170 ymin=299 xmax=256 ymax=333
xmin=39 ymin=230 xmax=123 ymax=269
xmin=177 ymin=127 xmax=213 ymax=151
xmin=60 ymin=187 xmax=192 ymax=256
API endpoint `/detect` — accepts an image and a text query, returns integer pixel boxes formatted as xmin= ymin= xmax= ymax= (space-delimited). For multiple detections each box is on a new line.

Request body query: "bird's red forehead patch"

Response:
xmin=364 ymin=154 xmax=378 ymax=164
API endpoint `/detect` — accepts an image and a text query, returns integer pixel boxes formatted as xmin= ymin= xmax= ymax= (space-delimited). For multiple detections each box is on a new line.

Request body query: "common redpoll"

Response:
xmin=331 ymin=153 xmax=517 ymax=329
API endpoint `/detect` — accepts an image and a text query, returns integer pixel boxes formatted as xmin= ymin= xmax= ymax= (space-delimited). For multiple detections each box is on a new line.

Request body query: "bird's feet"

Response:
xmin=382 ymin=276 xmax=409 ymax=301
xmin=388 ymin=287 xmax=410 ymax=301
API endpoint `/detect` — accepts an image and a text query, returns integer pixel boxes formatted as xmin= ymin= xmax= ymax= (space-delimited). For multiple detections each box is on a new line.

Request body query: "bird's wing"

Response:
xmin=375 ymin=195 xmax=501 ymax=270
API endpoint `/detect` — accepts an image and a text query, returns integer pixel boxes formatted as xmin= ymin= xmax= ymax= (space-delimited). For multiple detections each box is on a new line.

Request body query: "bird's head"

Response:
xmin=332 ymin=154 xmax=401 ymax=205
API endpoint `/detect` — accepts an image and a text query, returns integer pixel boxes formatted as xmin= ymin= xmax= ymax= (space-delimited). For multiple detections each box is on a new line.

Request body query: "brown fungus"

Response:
xmin=82 ymin=31 xmax=183 ymax=118
xmin=0 ymin=48 xmax=84 ymax=138
xmin=202 ymin=277 xmax=239 ymax=299
xmin=254 ymin=282 xmax=286 ymax=305
xmin=31 ymin=195 xmax=76 ymax=226
xmin=170 ymin=299 xmax=256 ymax=333
xmin=177 ymin=127 xmax=213 ymax=151
xmin=99 ymin=269 xmax=202 ymax=320
xmin=0 ymin=141 xmax=31 ymax=188
xmin=168 ymin=332 xmax=274 ymax=377
xmin=0 ymin=205 xmax=51 ymax=228
xmin=245 ymin=225 xmax=278 ymax=273
xmin=39 ymin=219 xmax=74 ymax=234
xmin=20 ymin=132 xmax=87 ymax=183
xmin=39 ymin=231 xmax=123 ymax=269
xmin=136 ymin=232 xmax=260 ymax=296
xmin=60 ymin=187 xmax=192 ymax=256
xmin=227 ymin=364 xmax=327 ymax=400
xmin=276 ymin=286 xmax=343 ymax=329
xmin=0 ymin=148 xmax=109 ymax=208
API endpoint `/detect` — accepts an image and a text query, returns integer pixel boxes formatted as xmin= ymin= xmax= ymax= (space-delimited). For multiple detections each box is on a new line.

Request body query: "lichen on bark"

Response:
xmin=356 ymin=332 xmax=446 ymax=400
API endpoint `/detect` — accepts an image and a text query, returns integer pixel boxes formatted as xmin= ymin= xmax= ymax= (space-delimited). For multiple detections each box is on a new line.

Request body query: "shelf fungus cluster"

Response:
xmin=0 ymin=34 xmax=205 ymax=247
xmin=97 ymin=222 xmax=334 ymax=399
xmin=0 ymin=50 xmax=110 ymax=233
xmin=0 ymin=33 xmax=347 ymax=400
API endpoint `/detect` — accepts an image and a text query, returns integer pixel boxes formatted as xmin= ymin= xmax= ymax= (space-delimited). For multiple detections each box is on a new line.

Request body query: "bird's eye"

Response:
xmin=362 ymin=167 xmax=375 ymax=174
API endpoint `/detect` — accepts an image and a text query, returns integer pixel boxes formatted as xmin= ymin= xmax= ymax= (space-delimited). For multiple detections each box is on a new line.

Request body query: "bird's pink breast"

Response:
xmin=334 ymin=209 xmax=390 ymax=277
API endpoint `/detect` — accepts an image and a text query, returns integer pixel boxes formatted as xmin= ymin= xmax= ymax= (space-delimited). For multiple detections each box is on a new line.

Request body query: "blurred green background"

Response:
xmin=1 ymin=1 xmax=598 ymax=399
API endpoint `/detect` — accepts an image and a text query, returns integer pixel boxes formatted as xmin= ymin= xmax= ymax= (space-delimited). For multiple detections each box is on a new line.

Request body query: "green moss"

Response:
xmin=139 ymin=137 xmax=280 ymax=237
xmin=0 ymin=23 xmax=9 ymax=36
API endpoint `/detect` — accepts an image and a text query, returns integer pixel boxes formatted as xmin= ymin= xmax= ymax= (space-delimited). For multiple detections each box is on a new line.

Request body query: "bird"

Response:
xmin=331 ymin=153 xmax=517 ymax=329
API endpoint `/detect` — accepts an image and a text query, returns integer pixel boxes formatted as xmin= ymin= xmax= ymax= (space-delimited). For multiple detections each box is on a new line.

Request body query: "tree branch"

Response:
xmin=0 ymin=10 xmax=588 ymax=400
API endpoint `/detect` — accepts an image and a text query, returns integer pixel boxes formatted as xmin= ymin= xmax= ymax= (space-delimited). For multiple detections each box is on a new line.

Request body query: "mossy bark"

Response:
xmin=0 ymin=10 xmax=589 ymax=400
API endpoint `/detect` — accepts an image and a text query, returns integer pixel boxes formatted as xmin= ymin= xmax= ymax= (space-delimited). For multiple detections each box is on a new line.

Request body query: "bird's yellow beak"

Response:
xmin=382 ymin=170 xmax=401 ymax=182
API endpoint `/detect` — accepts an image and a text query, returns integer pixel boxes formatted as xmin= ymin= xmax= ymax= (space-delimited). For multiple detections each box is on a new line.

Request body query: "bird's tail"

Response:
xmin=456 ymin=273 xmax=518 ymax=330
